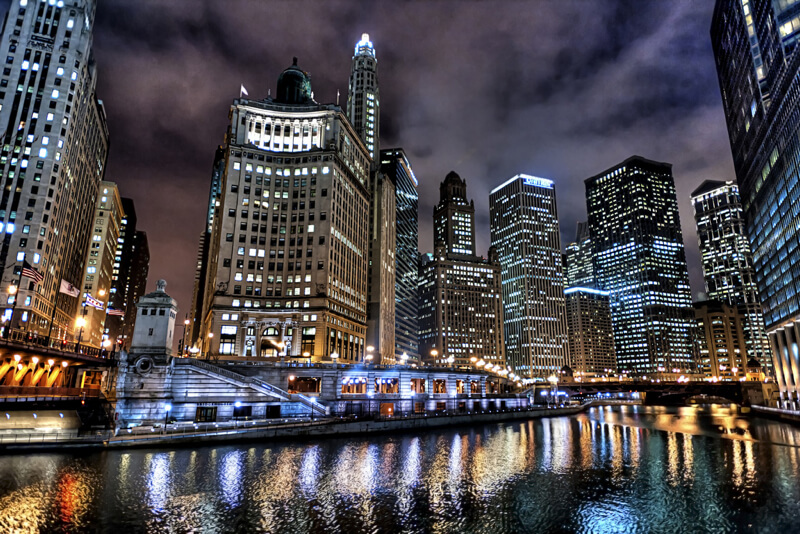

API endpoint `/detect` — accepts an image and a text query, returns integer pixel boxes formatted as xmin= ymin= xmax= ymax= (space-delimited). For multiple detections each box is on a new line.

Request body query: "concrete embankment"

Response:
xmin=750 ymin=405 xmax=800 ymax=425
xmin=1 ymin=406 xmax=585 ymax=452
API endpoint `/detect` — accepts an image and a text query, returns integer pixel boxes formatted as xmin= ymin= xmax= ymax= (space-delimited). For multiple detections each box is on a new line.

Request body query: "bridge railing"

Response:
xmin=0 ymin=386 xmax=101 ymax=398
xmin=0 ymin=328 xmax=115 ymax=359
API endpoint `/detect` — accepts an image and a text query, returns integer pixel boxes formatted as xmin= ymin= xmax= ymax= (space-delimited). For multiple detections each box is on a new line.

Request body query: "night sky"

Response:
xmin=4 ymin=0 xmax=736 ymax=316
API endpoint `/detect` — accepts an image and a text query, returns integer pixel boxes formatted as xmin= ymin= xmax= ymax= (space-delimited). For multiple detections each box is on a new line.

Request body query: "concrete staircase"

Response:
xmin=176 ymin=358 xmax=329 ymax=416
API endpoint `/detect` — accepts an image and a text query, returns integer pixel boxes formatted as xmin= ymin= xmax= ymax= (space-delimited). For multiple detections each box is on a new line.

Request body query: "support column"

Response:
xmin=769 ymin=331 xmax=787 ymax=404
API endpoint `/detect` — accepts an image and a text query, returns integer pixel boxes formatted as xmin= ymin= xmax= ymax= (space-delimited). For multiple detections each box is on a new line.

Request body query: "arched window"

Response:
xmin=263 ymin=327 xmax=279 ymax=337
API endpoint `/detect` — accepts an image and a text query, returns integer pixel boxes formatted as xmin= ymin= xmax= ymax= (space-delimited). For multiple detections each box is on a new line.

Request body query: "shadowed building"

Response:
xmin=381 ymin=148 xmax=419 ymax=365
xmin=694 ymin=299 xmax=748 ymax=380
xmin=565 ymin=287 xmax=616 ymax=378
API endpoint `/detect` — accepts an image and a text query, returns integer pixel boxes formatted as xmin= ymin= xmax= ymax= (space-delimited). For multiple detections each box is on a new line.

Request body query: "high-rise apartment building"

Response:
xmin=122 ymin=230 xmax=148 ymax=349
xmin=194 ymin=59 xmax=371 ymax=363
xmin=419 ymin=172 xmax=504 ymax=368
xmin=79 ymin=181 xmax=122 ymax=348
xmin=0 ymin=0 xmax=109 ymax=340
xmin=347 ymin=34 xmax=395 ymax=364
xmin=489 ymin=174 xmax=568 ymax=378
xmin=381 ymin=148 xmax=419 ymax=364
xmin=712 ymin=0 xmax=800 ymax=407
xmin=565 ymin=287 xmax=616 ymax=377
xmin=585 ymin=156 xmax=695 ymax=376
xmin=564 ymin=221 xmax=595 ymax=289
xmin=690 ymin=180 xmax=772 ymax=372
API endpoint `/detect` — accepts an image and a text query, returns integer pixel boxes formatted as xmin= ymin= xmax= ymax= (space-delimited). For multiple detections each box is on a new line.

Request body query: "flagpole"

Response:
xmin=47 ymin=292 xmax=58 ymax=345
xmin=4 ymin=267 xmax=24 ymax=339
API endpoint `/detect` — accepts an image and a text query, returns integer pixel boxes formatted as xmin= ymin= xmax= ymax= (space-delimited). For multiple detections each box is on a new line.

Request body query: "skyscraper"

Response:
xmin=490 ymin=174 xmax=568 ymax=378
xmin=694 ymin=299 xmax=748 ymax=380
xmin=381 ymin=148 xmax=419 ymax=364
xmin=564 ymin=221 xmax=595 ymax=289
xmin=712 ymin=0 xmax=800 ymax=407
xmin=585 ymin=156 xmax=695 ymax=376
xmin=419 ymin=172 xmax=504 ymax=368
xmin=0 ymin=0 xmax=109 ymax=339
xmin=195 ymin=58 xmax=371 ymax=363
xmin=347 ymin=33 xmax=395 ymax=364
xmin=79 ymin=181 xmax=122 ymax=348
xmin=565 ymin=287 xmax=616 ymax=377
xmin=690 ymin=180 xmax=772 ymax=372
xmin=189 ymin=146 xmax=225 ymax=349
xmin=346 ymin=33 xmax=379 ymax=162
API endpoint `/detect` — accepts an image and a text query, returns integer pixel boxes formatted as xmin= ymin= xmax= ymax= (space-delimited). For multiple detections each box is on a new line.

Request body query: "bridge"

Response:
xmin=546 ymin=381 xmax=745 ymax=405
xmin=0 ymin=329 xmax=114 ymax=401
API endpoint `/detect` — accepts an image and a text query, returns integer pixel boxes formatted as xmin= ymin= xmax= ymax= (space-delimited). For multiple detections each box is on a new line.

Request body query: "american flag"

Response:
xmin=106 ymin=307 xmax=125 ymax=316
xmin=21 ymin=262 xmax=43 ymax=284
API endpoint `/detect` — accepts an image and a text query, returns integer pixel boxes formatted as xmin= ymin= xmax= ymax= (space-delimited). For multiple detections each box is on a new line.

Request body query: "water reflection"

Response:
xmin=1 ymin=405 xmax=800 ymax=533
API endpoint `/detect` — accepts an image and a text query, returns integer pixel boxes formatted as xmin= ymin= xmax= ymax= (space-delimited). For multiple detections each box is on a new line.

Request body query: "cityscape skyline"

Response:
xmin=43 ymin=0 xmax=736 ymax=318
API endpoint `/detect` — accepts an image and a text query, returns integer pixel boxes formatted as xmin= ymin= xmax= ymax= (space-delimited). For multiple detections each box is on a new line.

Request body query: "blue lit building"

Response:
xmin=585 ymin=156 xmax=695 ymax=376
xmin=712 ymin=0 xmax=800 ymax=407
xmin=490 ymin=174 xmax=569 ymax=378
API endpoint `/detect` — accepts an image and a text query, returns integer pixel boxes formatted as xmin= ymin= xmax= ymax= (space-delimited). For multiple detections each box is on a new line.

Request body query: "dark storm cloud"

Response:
xmin=80 ymin=0 xmax=732 ymax=312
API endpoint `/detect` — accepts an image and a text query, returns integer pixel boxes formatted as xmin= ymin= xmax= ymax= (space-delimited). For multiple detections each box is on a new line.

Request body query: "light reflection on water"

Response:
xmin=0 ymin=405 xmax=799 ymax=533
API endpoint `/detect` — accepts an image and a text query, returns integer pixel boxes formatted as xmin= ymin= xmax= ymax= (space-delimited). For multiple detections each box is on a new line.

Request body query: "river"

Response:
xmin=1 ymin=405 xmax=799 ymax=533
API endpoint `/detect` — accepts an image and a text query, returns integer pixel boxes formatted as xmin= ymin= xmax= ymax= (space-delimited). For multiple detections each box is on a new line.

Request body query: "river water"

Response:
xmin=1 ymin=405 xmax=799 ymax=533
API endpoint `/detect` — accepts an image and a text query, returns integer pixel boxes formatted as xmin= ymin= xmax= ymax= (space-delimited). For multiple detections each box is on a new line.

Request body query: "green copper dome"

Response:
xmin=276 ymin=57 xmax=313 ymax=104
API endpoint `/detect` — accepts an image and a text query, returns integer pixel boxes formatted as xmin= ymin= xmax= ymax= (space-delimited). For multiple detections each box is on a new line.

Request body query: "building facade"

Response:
xmin=419 ymin=172 xmax=504 ymax=368
xmin=0 ymin=0 xmax=109 ymax=340
xmin=694 ymin=299 xmax=748 ymax=380
xmin=381 ymin=148 xmax=419 ymax=364
xmin=585 ymin=156 xmax=695 ymax=376
xmin=78 ymin=181 xmax=122 ymax=348
xmin=565 ymin=287 xmax=616 ymax=377
xmin=195 ymin=59 xmax=371 ymax=364
xmin=347 ymin=34 xmax=395 ymax=365
xmin=711 ymin=0 xmax=800 ymax=407
xmin=690 ymin=180 xmax=772 ymax=373
xmin=564 ymin=221 xmax=595 ymax=289
xmin=489 ymin=174 xmax=568 ymax=378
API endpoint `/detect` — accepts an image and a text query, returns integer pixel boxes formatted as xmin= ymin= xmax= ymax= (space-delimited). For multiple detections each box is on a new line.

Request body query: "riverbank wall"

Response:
xmin=0 ymin=405 xmax=585 ymax=452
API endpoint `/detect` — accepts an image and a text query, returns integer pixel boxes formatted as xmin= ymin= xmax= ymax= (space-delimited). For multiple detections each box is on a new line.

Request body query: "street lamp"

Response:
xmin=75 ymin=315 xmax=87 ymax=345
xmin=401 ymin=352 xmax=408 ymax=366
xmin=430 ymin=349 xmax=438 ymax=365
xmin=204 ymin=332 xmax=214 ymax=360
xmin=303 ymin=351 xmax=311 ymax=364
xmin=447 ymin=355 xmax=454 ymax=369
xmin=163 ymin=402 xmax=172 ymax=432
xmin=331 ymin=351 xmax=339 ymax=366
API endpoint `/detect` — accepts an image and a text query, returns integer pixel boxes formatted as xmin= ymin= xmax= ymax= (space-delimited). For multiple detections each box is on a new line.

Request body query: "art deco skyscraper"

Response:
xmin=586 ymin=156 xmax=695 ymax=376
xmin=0 ymin=0 xmax=108 ymax=339
xmin=347 ymin=34 xmax=395 ymax=364
xmin=381 ymin=148 xmax=419 ymax=364
xmin=712 ymin=0 xmax=800 ymax=407
xmin=346 ymin=33 xmax=379 ymax=162
xmin=195 ymin=59 xmax=371 ymax=363
xmin=419 ymin=172 xmax=504 ymax=368
xmin=690 ymin=180 xmax=772 ymax=373
xmin=490 ymin=174 xmax=568 ymax=378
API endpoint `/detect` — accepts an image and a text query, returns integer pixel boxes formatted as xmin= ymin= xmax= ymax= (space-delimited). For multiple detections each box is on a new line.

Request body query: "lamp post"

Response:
xmin=75 ymin=314 xmax=87 ymax=351
xmin=430 ymin=349 xmax=438 ymax=367
xmin=331 ymin=351 xmax=339 ymax=367
xmin=163 ymin=402 xmax=172 ymax=433
xmin=303 ymin=351 xmax=311 ymax=365
xmin=366 ymin=345 xmax=375 ymax=366
xmin=204 ymin=332 xmax=214 ymax=361
xmin=401 ymin=352 xmax=408 ymax=367
xmin=182 ymin=317 xmax=190 ymax=356
xmin=447 ymin=355 xmax=454 ymax=369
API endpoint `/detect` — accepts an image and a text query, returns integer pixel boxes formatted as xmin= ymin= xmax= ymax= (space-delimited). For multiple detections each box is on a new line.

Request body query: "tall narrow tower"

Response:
xmin=0 ymin=0 xmax=109 ymax=340
xmin=348 ymin=34 xmax=394 ymax=364
xmin=347 ymin=33 xmax=379 ymax=162
xmin=490 ymin=174 xmax=568 ymax=378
